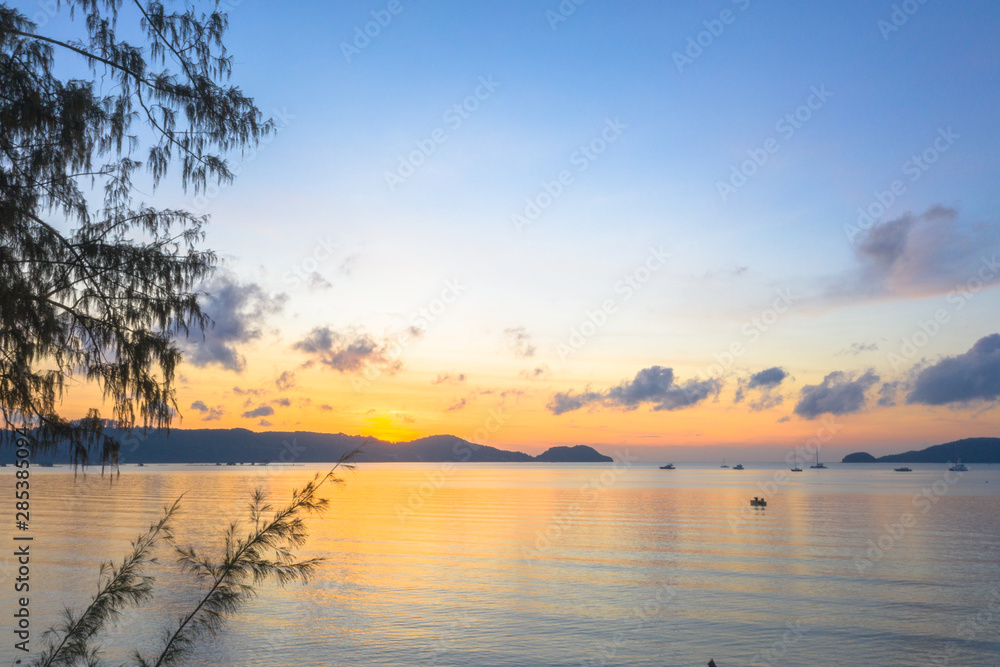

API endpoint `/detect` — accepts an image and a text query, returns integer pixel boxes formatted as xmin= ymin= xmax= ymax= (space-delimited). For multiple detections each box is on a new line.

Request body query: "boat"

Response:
xmin=720 ymin=457 xmax=729 ymax=469
xmin=809 ymin=452 xmax=827 ymax=469
xmin=750 ymin=497 xmax=767 ymax=507
xmin=137 ymin=463 xmax=145 ymax=467
xmin=949 ymin=462 xmax=968 ymax=472
xmin=659 ymin=463 xmax=675 ymax=470
xmin=733 ymin=464 xmax=744 ymax=470
xmin=894 ymin=467 xmax=912 ymax=472
xmin=790 ymin=464 xmax=803 ymax=472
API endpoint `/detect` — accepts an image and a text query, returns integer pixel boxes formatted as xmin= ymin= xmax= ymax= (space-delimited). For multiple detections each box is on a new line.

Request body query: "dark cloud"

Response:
xmin=734 ymin=367 xmax=787 ymax=411
xmin=547 ymin=366 xmax=721 ymax=415
xmin=258 ymin=419 xmax=272 ymax=427
xmin=446 ymin=399 xmax=467 ymax=412
xmin=276 ymin=371 xmax=296 ymax=391
xmin=190 ymin=400 xmax=224 ymax=421
xmin=547 ymin=390 xmax=604 ymax=416
xmin=906 ymin=334 xmax=1000 ymax=406
xmin=292 ymin=326 xmax=402 ymax=375
xmin=504 ymin=327 xmax=536 ymax=359
xmin=878 ymin=381 xmax=900 ymax=407
xmin=186 ymin=273 xmax=287 ymax=373
xmin=839 ymin=206 xmax=1000 ymax=301
xmin=242 ymin=405 xmax=275 ymax=419
xmin=794 ymin=370 xmax=880 ymax=419
xmin=432 ymin=373 xmax=467 ymax=385
xmin=275 ymin=398 xmax=291 ymax=407
xmin=748 ymin=367 xmax=788 ymax=389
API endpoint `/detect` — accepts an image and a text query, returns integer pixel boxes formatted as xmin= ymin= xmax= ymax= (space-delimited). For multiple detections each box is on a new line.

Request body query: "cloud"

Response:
xmin=734 ymin=367 xmax=788 ymax=411
xmin=233 ymin=386 xmax=263 ymax=396
xmin=189 ymin=400 xmax=224 ymax=421
xmin=748 ymin=367 xmax=787 ymax=389
xmin=878 ymin=381 xmax=900 ymax=407
xmin=838 ymin=206 xmax=1000 ymax=301
xmin=520 ymin=364 xmax=551 ymax=380
xmin=293 ymin=326 xmax=408 ymax=375
xmin=432 ymin=373 xmax=467 ymax=385
xmin=185 ymin=273 xmax=287 ymax=373
xmin=258 ymin=419 xmax=272 ymax=427
xmin=320 ymin=404 xmax=333 ymax=411
xmin=275 ymin=371 xmax=296 ymax=391
xmin=794 ymin=370 xmax=880 ymax=419
xmin=242 ymin=405 xmax=275 ymax=419
xmin=839 ymin=342 xmax=879 ymax=356
xmin=446 ymin=398 xmax=467 ymax=412
xmin=547 ymin=366 xmax=721 ymax=415
xmin=906 ymin=334 xmax=1000 ymax=406
xmin=504 ymin=327 xmax=536 ymax=359
xmin=275 ymin=398 xmax=291 ymax=407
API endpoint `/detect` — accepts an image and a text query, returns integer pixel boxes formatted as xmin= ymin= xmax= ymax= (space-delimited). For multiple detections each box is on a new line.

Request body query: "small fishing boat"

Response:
xmin=894 ymin=467 xmax=912 ymax=472
xmin=750 ymin=497 xmax=767 ymax=507
xmin=733 ymin=464 xmax=744 ymax=470
xmin=949 ymin=462 xmax=968 ymax=472
xmin=659 ymin=463 xmax=675 ymax=469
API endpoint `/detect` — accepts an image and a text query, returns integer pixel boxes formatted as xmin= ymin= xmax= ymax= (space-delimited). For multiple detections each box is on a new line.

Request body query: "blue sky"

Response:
xmin=39 ymin=0 xmax=1000 ymax=457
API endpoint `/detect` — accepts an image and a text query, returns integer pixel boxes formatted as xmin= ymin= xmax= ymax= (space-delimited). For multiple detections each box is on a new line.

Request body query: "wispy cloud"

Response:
xmin=504 ymin=326 xmax=536 ymax=359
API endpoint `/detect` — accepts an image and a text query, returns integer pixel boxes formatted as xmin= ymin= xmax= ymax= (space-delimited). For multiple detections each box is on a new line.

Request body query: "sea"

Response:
xmin=6 ymin=462 xmax=1000 ymax=666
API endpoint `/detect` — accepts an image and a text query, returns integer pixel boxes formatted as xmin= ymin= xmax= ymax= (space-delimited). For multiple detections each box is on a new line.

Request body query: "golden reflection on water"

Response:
xmin=18 ymin=463 xmax=1000 ymax=666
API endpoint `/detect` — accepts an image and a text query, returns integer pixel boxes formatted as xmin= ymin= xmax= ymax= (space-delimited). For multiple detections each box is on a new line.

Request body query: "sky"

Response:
xmin=45 ymin=0 xmax=1000 ymax=460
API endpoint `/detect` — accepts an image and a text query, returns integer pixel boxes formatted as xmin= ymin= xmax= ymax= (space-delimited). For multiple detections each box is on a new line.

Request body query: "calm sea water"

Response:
xmin=6 ymin=462 xmax=1000 ymax=666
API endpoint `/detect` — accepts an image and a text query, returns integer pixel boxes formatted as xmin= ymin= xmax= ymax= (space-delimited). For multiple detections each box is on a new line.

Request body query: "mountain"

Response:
xmin=841 ymin=437 xmax=1000 ymax=463
xmin=5 ymin=428 xmax=613 ymax=465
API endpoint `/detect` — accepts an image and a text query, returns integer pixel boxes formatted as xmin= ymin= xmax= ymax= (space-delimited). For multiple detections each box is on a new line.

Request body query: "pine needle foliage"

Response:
xmin=0 ymin=1 xmax=273 ymax=467
xmin=31 ymin=497 xmax=181 ymax=667
xmin=31 ymin=452 xmax=358 ymax=666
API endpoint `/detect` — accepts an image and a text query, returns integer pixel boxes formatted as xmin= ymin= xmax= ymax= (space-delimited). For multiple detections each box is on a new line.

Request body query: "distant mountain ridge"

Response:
xmin=842 ymin=437 xmax=1000 ymax=463
xmin=6 ymin=428 xmax=614 ymax=465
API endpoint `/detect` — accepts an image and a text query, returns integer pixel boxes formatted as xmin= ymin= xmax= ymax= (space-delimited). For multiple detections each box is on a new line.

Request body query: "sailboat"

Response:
xmin=810 ymin=452 xmax=827 ymax=469
xmin=790 ymin=460 xmax=803 ymax=472
xmin=720 ymin=457 xmax=729 ymax=469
